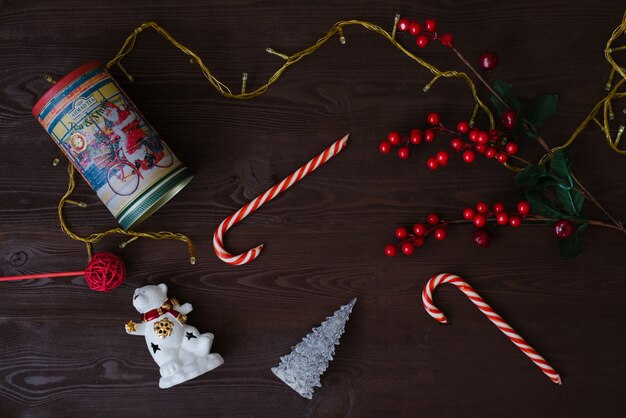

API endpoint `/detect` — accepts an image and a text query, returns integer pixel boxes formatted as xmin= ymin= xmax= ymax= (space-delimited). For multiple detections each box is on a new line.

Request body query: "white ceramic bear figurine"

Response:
xmin=125 ymin=283 xmax=224 ymax=388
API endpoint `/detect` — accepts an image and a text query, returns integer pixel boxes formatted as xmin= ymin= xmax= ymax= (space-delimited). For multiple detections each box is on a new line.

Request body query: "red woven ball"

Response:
xmin=83 ymin=252 xmax=126 ymax=292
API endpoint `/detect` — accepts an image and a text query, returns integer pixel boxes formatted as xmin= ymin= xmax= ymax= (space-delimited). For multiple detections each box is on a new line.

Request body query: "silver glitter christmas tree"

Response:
xmin=272 ymin=298 xmax=357 ymax=399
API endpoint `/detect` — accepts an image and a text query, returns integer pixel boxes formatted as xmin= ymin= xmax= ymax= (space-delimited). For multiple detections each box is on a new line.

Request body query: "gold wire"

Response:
xmin=58 ymin=13 xmax=626 ymax=259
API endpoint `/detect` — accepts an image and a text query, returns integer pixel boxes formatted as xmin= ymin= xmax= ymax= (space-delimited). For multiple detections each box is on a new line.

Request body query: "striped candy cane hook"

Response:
xmin=422 ymin=273 xmax=562 ymax=385
xmin=213 ymin=134 xmax=350 ymax=265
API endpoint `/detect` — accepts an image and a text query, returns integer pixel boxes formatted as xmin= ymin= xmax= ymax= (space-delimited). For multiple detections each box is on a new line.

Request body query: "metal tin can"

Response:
xmin=32 ymin=61 xmax=193 ymax=230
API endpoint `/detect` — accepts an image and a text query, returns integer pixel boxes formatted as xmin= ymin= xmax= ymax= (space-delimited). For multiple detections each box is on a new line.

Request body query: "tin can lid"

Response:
xmin=32 ymin=60 xmax=103 ymax=118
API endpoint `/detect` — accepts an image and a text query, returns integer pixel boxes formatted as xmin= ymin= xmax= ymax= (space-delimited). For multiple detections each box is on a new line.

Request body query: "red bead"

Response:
xmin=475 ymin=201 xmax=489 ymax=214
xmin=469 ymin=129 xmax=480 ymax=142
xmin=509 ymin=215 xmax=522 ymax=227
xmin=416 ymin=35 xmax=430 ymax=48
xmin=457 ymin=121 xmax=470 ymax=134
xmin=426 ymin=213 xmax=440 ymax=225
xmin=413 ymin=223 xmax=427 ymax=236
xmin=427 ymin=112 xmax=440 ymax=126
xmin=492 ymin=202 xmax=505 ymax=214
xmin=379 ymin=141 xmax=391 ymax=154
xmin=410 ymin=129 xmax=423 ymax=145
xmin=485 ymin=147 xmax=497 ymax=159
xmin=424 ymin=19 xmax=436 ymax=32
xmin=397 ymin=146 xmax=411 ymax=160
xmin=463 ymin=207 xmax=475 ymax=220
xmin=414 ymin=236 xmax=425 ymax=247
xmin=401 ymin=242 xmax=415 ymax=255
xmin=397 ymin=18 xmax=410 ymax=32
xmin=475 ymin=143 xmax=487 ymax=154
xmin=517 ymin=201 xmax=531 ymax=216
xmin=472 ymin=229 xmax=491 ymax=248
xmin=385 ymin=244 xmax=397 ymax=257
xmin=502 ymin=109 xmax=517 ymax=130
xmin=505 ymin=142 xmax=519 ymax=155
xmin=388 ymin=131 xmax=401 ymax=145
xmin=435 ymin=151 xmax=449 ymax=165
xmin=409 ymin=21 xmax=422 ymax=36
xmin=434 ymin=228 xmax=447 ymax=240
xmin=424 ymin=129 xmax=436 ymax=142
xmin=489 ymin=129 xmax=500 ymax=139
xmin=496 ymin=152 xmax=509 ymax=163
xmin=473 ymin=214 xmax=487 ymax=228
xmin=439 ymin=33 xmax=453 ymax=47
xmin=479 ymin=52 xmax=498 ymax=70
xmin=395 ymin=226 xmax=409 ymax=239
xmin=477 ymin=131 xmax=489 ymax=145
xmin=462 ymin=150 xmax=476 ymax=163
xmin=553 ymin=219 xmax=575 ymax=239
xmin=496 ymin=212 xmax=509 ymax=225
xmin=426 ymin=157 xmax=439 ymax=170
xmin=450 ymin=138 xmax=463 ymax=152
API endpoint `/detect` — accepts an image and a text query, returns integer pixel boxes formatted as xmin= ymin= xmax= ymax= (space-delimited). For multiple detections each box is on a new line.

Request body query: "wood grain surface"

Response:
xmin=2 ymin=1 xmax=626 ymax=417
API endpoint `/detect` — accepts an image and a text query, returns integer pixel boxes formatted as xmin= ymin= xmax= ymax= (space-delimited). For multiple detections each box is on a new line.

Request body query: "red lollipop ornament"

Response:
xmin=1 ymin=252 xmax=126 ymax=292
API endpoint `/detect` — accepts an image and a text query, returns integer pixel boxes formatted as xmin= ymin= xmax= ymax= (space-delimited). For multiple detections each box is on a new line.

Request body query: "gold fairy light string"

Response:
xmin=58 ymin=12 xmax=626 ymax=259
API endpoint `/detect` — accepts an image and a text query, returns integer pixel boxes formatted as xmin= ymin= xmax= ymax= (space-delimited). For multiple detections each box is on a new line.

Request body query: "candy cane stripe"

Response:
xmin=213 ymin=134 xmax=349 ymax=265
xmin=422 ymin=273 xmax=561 ymax=385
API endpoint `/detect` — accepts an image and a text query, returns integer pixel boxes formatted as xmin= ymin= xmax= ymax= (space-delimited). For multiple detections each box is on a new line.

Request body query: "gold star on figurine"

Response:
xmin=125 ymin=320 xmax=137 ymax=333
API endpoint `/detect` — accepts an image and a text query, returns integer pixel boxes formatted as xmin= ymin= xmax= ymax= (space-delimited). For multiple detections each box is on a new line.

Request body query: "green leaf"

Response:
xmin=515 ymin=164 xmax=548 ymax=187
xmin=555 ymin=187 xmax=584 ymax=216
xmin=558 ymin=222 xmax=588 ymax=258
xmin=524 ymin=191 xmax=566 ymax=219
xmin=548 ymin=149 xmax=572 ymax=180
xmin=526 ymin=94 xmax=558 ymax=128
xmin=491 ymin=80 xmax=521 ymax=116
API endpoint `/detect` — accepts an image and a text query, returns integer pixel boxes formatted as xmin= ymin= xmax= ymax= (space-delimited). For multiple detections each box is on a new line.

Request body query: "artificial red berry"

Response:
xmin=502 ymin=109 xmax=517 ymax=130
xmin=477 ymin=131 xmax=489 ymax=145
xmin=424 ymin=19 xmax=436 ymax=32
xmin=379 ymin=141 xmax=391 ymax=154
xmin=439 ymin=33 xmax=453 ymax=47
xmin=485 ymin=147 xmax=497 ymax=159
xmin=435 ymin=151 xmax=449 ymax=165
xmin=463 ymin=207 xmax=475 ymax=220
xmin=553 ymin=219 xmax=575 ymax=239
xmin=409 ymin=21 xmax=422 ymax=36
xmin=410 ymin=129 xmax=423 ymax=145
xmin=385 ymin=244 xmax=397 ymax=256
xmin=426 ymin=157 xmax=439 ymax=170
xmin=414 ymin=236 xmax=425 ymax=247
xmin=416 ymin=35 xmax=430 ymax=48
xmin=475 ymin=143 xmax=487 ymax=154
xmin=424 ymin=129 xmax=436 ymax=142
xmin=505 ymin=142 xmax=519 ymax=155
xmin=388 ymin=131 xmax=401 ymax=145
xmin=517 ymin=201 xmax=531 ymax=216
xmin=509 ymin=215 xmax=522 ymax=227
xmin=462 ymin=150 xmax=476 ymax=163
xmin=496 ymin=152 xmax=509 ymax=163
xmin=395 ymin=226 xmax=409 ymax=239
xmin=450 ymin=138 xmax=463 ymax=152
xmin=472 ymin=229 xmax=491 ymax=248
xmin=398 ymin=146 xmax=411 ymax=160
xmin=475 ymin=201 xmax=489 ymax=214
xmin=427 ymin=112 xmax=440 ymax=126
xmin=489 ymin=129 xmax=500 ymax=139
xmin=479 ymin=52 xmax=498 ymax=70
xmin=401 ymin=242 xmax=415 ymax=255
xmin=397 ymin=18 xmax=410 ymax=32
xmin=469 ymin=129 xmax=480 ymax=142
xmin=473 ymin=214 xmax=487 ymax=228
xmin=413 ymin=223 xmax=427 ymax=236
xmin=457 ymin=121 xmax=470 ymax=134
xmin=496 ymin=212 xmax=509 ymax=225
xmin=426 ymin=213 xmax=440 ymax=225
xmin=492 ymin=202 xmax=505 ymax=213
xmin=434 ymin=228 xmax=447 ymax=240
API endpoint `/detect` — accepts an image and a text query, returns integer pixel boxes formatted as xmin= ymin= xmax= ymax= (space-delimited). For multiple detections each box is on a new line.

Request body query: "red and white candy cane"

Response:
xmin=213 ymin=133 xmax=350 ymax=265
xmin=422 ymin=273 xmax=562 ymax=385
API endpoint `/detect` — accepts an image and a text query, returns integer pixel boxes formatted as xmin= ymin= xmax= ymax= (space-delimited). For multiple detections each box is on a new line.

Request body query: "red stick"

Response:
xmin=0 ymin=271 xmax=85 ymax=282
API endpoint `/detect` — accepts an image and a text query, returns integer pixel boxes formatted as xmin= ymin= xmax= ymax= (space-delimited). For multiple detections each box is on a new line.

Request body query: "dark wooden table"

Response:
xmin=2 ymin=1 xmax=626 ymax=417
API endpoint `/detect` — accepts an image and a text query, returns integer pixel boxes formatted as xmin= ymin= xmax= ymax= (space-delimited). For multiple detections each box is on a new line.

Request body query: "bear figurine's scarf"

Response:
xmin=141 ymin=298 xmax=187 ymax=324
